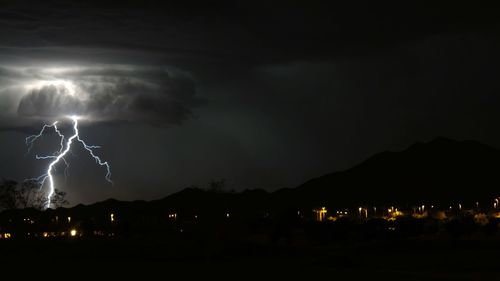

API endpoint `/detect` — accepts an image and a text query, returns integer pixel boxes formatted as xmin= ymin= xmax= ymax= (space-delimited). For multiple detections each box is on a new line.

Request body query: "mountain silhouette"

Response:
xmin=291 ymin=137 xmax=500 ymax=207
xmin=7 ymin=137 xmax=499 ymax=217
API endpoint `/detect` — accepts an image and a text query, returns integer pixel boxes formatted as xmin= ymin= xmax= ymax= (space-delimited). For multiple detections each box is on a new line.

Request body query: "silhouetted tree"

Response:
xmin=207 ymin=178 xmax=227 ymax=193
xmin=0 ymin=178 xmax=18 ymax=210
xmin=0 ymin=179 xmax=68 ymax=210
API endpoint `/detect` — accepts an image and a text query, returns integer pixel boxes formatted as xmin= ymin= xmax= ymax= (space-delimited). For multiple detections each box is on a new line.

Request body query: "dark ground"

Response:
xmin=1 ymin=237 xmax=500 ymax=280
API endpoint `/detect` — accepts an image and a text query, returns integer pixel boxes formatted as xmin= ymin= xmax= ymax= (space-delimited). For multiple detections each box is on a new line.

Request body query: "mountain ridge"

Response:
xmin=34 ymin=137 xmax=500 ymax=213
xmin=295 ymin=137 xmax=500 ymax=206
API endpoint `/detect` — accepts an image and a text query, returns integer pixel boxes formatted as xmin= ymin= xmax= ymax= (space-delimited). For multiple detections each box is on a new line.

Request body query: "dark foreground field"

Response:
xmin=1 ymin=237 xmax=500 ymax=280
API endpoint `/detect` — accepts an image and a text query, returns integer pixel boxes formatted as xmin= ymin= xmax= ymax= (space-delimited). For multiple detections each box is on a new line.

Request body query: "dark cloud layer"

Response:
xmin=1 ymin=2 xmax=496 ymax=66
xmin=1 ymin=2 xmax=500 ymax=204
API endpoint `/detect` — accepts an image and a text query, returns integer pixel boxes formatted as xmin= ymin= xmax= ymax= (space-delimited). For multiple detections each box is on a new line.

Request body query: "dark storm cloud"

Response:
xmin=1 ymin=1 xmax=498 ymax=69
xmin=74 ymin=68 xmax=201 ymax=126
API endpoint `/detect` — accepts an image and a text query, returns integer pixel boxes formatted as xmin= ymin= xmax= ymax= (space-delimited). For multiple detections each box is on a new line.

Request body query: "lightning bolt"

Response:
xmin=26 ymin=116 xmax=112 ymax=209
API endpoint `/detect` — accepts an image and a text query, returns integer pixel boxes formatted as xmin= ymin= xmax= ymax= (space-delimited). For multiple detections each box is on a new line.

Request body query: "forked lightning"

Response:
xmin=25 ymin=116 xmax=112 ymax=209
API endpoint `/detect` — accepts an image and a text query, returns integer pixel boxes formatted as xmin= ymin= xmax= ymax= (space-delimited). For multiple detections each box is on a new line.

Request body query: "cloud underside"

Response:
xmin=9 ymin=66 xmax=203 ymax=126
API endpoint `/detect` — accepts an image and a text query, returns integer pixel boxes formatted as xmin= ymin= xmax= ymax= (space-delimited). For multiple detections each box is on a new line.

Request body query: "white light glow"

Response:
xmin=26 ymin=79 xmax=78 ymax=96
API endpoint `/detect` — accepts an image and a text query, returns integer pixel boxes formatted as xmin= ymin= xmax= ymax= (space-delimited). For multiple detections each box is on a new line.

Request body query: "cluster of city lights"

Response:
xmin=313 ymin=197 xmax=500 ymax=222
xmin=0 ymin=213 xmax=117 ymax=239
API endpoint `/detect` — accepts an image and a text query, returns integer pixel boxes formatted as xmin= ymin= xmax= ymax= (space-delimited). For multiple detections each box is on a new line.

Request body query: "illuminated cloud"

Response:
xmin=1 ymin=66 xmax=204 ymax=127
xmin=18 ymin=83 xmax=84 ymax=117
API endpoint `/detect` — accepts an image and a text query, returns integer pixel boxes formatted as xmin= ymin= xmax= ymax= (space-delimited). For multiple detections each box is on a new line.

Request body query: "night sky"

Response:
xmin=1 ymin=2 xmax=500 ymax=205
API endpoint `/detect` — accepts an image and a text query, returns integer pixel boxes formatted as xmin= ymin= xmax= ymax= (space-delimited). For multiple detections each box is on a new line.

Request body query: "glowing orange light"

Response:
xmin=313 ymin=207 xmax=327 ymax=221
